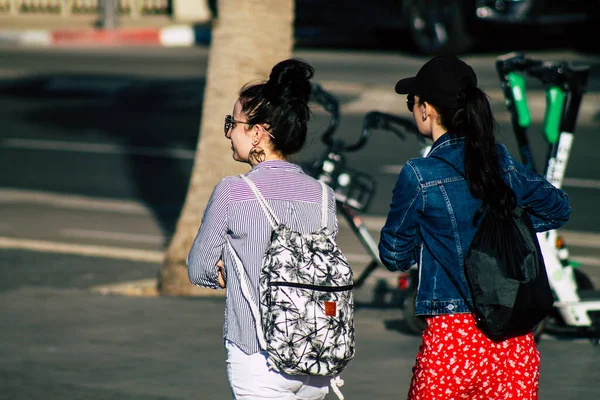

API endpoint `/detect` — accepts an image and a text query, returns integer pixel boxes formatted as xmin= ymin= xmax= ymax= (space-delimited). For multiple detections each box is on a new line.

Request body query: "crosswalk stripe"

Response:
xmin=0 ymin=138 xmax=196 ymax=160
xmin=0 ymin=236 xmax=164 ymax=263
xmin=2 ymin=187 xmax=600 ymax=249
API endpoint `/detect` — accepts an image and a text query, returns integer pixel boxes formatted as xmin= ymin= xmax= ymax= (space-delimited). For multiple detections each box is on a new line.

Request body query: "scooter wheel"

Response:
xmin=574 ymin=269 xmax=594 ymax=290
xmin=403 ymin=286 xmax=427 ymax=335
xmin=532 ymin=318 xmax=547 ymax=342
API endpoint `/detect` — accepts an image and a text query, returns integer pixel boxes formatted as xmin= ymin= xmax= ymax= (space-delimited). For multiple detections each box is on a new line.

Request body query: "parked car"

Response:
xmin=294 ymin=0 xmax=600 ymax=54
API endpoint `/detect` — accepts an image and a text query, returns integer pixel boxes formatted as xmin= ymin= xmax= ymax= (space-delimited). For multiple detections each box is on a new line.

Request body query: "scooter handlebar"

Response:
xmin=310 ymin=82 xmax=340 ymax=147
xmin=309 ymin=84 xmax=425 ymax=153
xmin=496 ymin=52 xmax=543 ymax=78
xmin=361 ymin=111 xmax=423 ymax=145
xmin=497 ymin=52 xmax=590 ymax=91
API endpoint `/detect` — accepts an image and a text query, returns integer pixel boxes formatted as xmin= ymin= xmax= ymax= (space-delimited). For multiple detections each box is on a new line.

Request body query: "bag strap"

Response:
xmin=226 ymin=238 xmax=268 ymax=350
xmin=231 ymin=175 xmax=330 ymax=346
xmin=240 ymin=174 xmax=329 ymax=230
xmin=239 ymin=174 xmax=280 ymax=229
xmin=319 ymin=180 xmax=329 ymax=229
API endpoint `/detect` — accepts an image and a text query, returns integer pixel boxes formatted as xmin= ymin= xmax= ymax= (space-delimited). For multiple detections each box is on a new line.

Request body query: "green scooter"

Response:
xmin=496 ymin=52 xmax=600 ymax=344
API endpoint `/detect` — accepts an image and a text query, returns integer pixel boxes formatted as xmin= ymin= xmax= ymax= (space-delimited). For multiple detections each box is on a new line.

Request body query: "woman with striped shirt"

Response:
xmin=187 ymin=59 xmax=336 ymax=399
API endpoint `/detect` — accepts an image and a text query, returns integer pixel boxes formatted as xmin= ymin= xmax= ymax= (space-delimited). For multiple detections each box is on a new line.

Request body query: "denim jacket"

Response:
xmin=378 ymin=133 xmax=571 ymax=316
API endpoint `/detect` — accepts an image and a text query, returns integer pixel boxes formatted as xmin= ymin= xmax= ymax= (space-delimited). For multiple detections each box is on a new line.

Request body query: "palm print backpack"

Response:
xmin=228 ymin=174 xmax=355 ymax=398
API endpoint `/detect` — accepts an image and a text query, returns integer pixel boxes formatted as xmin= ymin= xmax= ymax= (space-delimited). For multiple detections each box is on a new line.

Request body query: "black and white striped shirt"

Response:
xmin=187 ymin=160 xmax=338 ymax=355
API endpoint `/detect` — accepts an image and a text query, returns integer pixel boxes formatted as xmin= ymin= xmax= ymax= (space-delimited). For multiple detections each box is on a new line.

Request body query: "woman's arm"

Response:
xmin=187 ymin=179 xmax=230 ymax=289
xmin=378 ymin=162 xmax=422 ymax=272
xmin=511 ymin=161 xmax=571 ymax=232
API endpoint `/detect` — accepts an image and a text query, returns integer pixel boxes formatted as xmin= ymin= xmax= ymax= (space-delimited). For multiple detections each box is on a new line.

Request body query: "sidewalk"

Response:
xmin=2 ymin=249 xmax=600 ymax=399
xmin=0 ymin=249 xmax=419 ymax=400
xmin=0 ymin=14 xmax=212 ymax=47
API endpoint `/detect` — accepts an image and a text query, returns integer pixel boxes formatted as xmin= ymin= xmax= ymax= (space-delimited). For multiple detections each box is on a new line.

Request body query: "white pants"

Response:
xmin=225 ymin=340 xmax=330 ymax=400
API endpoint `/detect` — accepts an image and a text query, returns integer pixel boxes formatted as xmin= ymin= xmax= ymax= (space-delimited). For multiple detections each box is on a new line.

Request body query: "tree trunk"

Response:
xmin=158 ymin=0 xmax=294 ymax=296
xmin=172 ymin=0 xmax=212 ymax=23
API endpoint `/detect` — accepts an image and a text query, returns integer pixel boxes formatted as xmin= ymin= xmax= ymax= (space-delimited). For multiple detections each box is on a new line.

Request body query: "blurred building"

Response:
xmin=0 ymin=0 xmax=211 ymax=25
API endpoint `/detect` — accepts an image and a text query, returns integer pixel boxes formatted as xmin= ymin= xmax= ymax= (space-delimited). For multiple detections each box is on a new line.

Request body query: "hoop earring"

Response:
xmin=248 ymin=146 xmax=266 ymax=165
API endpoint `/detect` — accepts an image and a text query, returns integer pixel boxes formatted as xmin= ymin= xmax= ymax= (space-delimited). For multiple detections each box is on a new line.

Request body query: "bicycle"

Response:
xmin=307 ymin=83 xmax=424 ymax=295
xmin=496 ymin=52 xmax=600 ymax=343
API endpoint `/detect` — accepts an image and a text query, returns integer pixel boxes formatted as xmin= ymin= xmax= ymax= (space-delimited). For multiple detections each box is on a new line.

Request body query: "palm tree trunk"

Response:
xmin=158 ymin=0 xmax=294 ymax=295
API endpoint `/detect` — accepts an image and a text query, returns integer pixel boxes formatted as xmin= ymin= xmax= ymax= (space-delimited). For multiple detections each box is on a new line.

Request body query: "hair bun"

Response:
xmin=264 ymin=59 xmax=314 ymax=103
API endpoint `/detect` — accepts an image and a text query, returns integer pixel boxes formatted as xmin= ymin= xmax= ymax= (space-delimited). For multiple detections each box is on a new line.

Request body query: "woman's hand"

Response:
xmin=216 ymin=260 xmax=226 ymax=288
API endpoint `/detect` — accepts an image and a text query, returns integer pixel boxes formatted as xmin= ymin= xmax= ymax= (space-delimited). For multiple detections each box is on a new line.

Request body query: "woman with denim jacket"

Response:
xmin=378 ymin=55 xmax=571 ymax=400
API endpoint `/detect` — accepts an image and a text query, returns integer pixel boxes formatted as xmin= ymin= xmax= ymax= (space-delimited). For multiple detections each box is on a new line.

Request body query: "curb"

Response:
xmin=0 ymin=23 xmax=211 ymax=47
xmin=89 ymin=278 xmax=227 ymax=298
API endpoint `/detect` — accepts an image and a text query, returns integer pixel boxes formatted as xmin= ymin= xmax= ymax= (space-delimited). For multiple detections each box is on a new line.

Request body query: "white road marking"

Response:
xmin=0 ymin=69 xmax=28 ymax=78
xmin=0 ymin=237 xmax=164 ymax=263
xmin=382 ymin=165 xmax=403 ymax=174
xmin=0 ymin=233 xmax=598 ymax=287
xmin=0 ymin=234 xmax=393 ymax=286
xmin=0 ymin=138 xmax=195 ymax=160
xmin=556 ymin=230 xmax=600 ymax=249
xmin=4 ymin=140 xmax=600 ymax=192
xmin=343 ymin=216 xmax=600 ymax=250
xmin=1 ymin=188 xmax=599 ymax=249
xmin=564 ymin=178 xmax=600 ymax=190
xmin=60 ymin=229 xmax=165 ymax=245
xmin=347 ymin=253 xmax=600 ymax=269
xmin=0 ymin=188 xmax=150 ymax=215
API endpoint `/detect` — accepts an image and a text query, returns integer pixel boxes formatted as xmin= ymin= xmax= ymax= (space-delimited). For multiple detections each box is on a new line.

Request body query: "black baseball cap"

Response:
xmin=394 ymin=54 xmax=477 ymax=109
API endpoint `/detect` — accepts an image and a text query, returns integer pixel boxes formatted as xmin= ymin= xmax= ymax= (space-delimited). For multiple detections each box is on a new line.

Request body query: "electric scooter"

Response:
xmin=496 ymin=52 xmax=600 ymax=343
xmin=307 ymin=84 xmax=416 ymax=294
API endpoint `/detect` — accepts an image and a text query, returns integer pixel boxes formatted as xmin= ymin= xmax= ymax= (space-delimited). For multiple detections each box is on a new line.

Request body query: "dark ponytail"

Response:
xmin=239 ymin=58 xmax=314 ymax=155
xmin=438 ymin=85 xmax=516 ymax=221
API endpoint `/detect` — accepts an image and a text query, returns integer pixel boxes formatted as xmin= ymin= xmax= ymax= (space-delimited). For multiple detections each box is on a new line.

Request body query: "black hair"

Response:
xmin=239 ymin=58 xmax=314 ymax=156
xmin=430 ymin=85 xmax=516 ymax=221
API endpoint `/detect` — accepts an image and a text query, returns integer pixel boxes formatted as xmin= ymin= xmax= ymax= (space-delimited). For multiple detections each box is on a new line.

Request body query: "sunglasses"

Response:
xmin=406 ymin=94 xmax=416 ymax=112
xmin=224 ymin=114 xmax=250 ymax=135
xmin=224 ymin=114 xmax=276 ymax=139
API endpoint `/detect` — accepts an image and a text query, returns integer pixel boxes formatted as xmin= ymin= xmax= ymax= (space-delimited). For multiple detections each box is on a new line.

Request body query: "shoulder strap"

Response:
xmin=241 ymin=174 xmax=329 ymax=230
xmin=239 ymin=174 xmax=280 ymax=229
xmin=226 ymin=238 xmax=267 ymax=350
xmin=319 ymin=181 xmax=329 ymax=229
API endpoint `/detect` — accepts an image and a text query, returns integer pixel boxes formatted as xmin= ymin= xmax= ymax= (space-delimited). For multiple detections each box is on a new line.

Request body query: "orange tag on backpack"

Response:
xmin=324 ymin=301 xmax=337 ymax=316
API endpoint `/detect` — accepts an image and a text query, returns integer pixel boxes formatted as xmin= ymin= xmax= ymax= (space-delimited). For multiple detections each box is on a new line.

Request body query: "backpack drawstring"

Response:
xmin=330 ymin=376 xmax=345 ymax=399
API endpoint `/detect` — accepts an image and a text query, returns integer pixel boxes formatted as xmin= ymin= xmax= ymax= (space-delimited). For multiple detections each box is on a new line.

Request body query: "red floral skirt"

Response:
xmin=408 ymin=313 xmax=540 ymax=400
